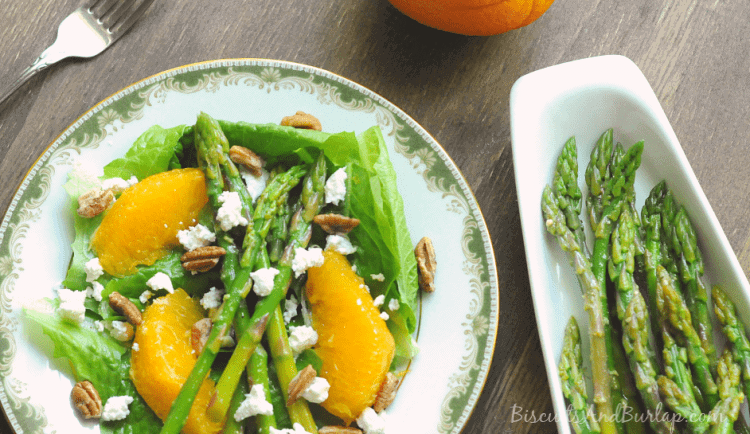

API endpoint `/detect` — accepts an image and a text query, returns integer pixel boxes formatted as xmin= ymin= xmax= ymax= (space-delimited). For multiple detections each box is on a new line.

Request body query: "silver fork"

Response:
xmin=0 ymin=0 xmax=155 ymax=106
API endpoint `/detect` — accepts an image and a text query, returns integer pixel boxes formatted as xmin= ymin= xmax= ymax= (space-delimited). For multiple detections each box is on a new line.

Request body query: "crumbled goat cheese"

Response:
xmin=388 ymin=298 xmax=400 ymax=311
xmin=177 ymin=224 xmax=216 ymax=251
xmin=373 ymin=295 xmax=385 ymax=307
xmin=234 ymin=384 xmax=274 ymax=421
xmin=370 ymin=273 xmax=385 ymax=282
xmin=147 ymin=272 xmax=174 ymax=294
xmin=291 ymin=247 xmax=325 ymax=277
xmin=326 ymin=234 xmax=356 ymax=255
xmin=132 ymin=343 xmax=139 ymax=352
xmin=269 ymin=423 xmax=313 ymax=434
xmin=251 ymin=267 xmax=280 ymax=296
xmin=84 ymin=258 xmax=104 ymax=282
xmin=324 ymin=167 xmax=348 ymax=205
xmin=357 ymin=407 xmax=387 ymax=434
xmin=288 ymin=325 xmax=318 ymax=355
xmin=94 ymin=321 xmax=105 ymax=332
xmin=301 ymin=377 xmax=330 ymax=403
xmin=283 ymin=295 xmax=299 ymax=324
xmin=201 ymin=287 xmax=224 ymax=310
xmin=57 ymin=288 xmax=87 ymax=323
xmin=101 ymin=176 xmax=138 ymax=194
xmin=101 ymin=395 xmax=134 ymax=421
xmin=139 ymin=290 xmax=153 ymax=304
xmin=86 ymin=281 xmax=104 ymax=301
xmin=240 ymin=166 xmax=270 ymax=203
xmin=352 ymin=264 xmax=358 ymax=273
xmin=109 ymin=321 xmax=132 ymax=341
xmin=379 ymin=312 xmax=390 ymax=321
xmin=217 ymin=191 xmax=249 ymax=231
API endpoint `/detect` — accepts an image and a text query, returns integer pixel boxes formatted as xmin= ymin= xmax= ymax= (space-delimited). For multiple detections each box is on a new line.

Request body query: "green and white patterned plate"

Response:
xmin=0 ymin=59 xmax=498 ymax=434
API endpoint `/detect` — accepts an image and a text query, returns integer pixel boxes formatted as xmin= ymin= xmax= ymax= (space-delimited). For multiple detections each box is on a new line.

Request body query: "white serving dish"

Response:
xmin=509 ymin=54 xmax=750 ymax=433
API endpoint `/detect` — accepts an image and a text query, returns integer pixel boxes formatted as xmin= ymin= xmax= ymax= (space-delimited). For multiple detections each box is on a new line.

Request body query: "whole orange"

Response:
xmin=386 ymin=0 xmax=555 ymax=36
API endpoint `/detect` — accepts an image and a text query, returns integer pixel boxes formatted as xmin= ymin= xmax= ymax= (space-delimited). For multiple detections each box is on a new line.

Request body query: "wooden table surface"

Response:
xmin=2 ymin=0 xmax=750 ymax=432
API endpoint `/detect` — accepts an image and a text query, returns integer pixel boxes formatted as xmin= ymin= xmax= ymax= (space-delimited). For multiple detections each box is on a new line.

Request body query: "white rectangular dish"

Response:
xmin=509 ymin=54 xmax=750 ymax=433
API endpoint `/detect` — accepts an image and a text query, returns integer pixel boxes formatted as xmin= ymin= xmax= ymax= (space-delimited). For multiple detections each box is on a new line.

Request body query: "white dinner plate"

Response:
xmin=0 ymin=59 xmax=498 ymax=434
xmin=510 ymin=54 xmax=750 ymax=433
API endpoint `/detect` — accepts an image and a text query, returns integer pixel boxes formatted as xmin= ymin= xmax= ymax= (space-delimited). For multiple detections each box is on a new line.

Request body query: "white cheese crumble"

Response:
xmin=139 ymin=290 xmax=153 ymax=305
xmin=373 ymin=294 xmax=385 ymax=307
xmin=86 ymin=281 xmax=104 ymax=302
xmin=217 ymin=191 xmax=249 ymax=231
xmin=109 ymin=321 xmax=132 ymax=341
xmin=325 ymin=234 xmax=356 ymax=255
xmin=132 ymin=342 xmax=139 ymax=352
xmin=388 ymin=298 xmax=400 ymax=311
xmin=101 ymin=176 xmax=138 ymax=194
xmin=370 ymin=273 xmax=385 ymax=282
xmin=84 ymin=258 xmax=104 ymax=283
xmin=200 ymin=287 xmax=224 ymax=310
xmin=57 ymin=288 xmax=87 ymax=323
xmin=283 ymin=295 xmax=299 ymax=324
xmin=288 ymin=325 xmax=318 ymax=355
xmin=101 ymin=395 xmax=134 ymax=421
xmin=291 ymin=247 xmax=325 ymax=277
xmin=234 ymin=384 xmax=274 ymax=421
xmin=146 ymin=272 xmax=174 ymax=294
xmin=324 ymin=167 xmax=348 ymax=205
xmin=269 ymin=423 xmax=313 ymax=434
xmin=240 ymin=166 xmax=270 ymax=203
xmin=301 ymin=377 xmax=330 ymax=403
xmin=357 ymin=407 xmax=388 ymax=434
xmin=250 ymin=267 xmax=280 ymax=296
xmin=379 ymin=312 xmax=390 ymax=321
xmin=94 ymin=320 xmax=105 ymax=332
xmin=177 ymin=224 xmax=216 ymax=251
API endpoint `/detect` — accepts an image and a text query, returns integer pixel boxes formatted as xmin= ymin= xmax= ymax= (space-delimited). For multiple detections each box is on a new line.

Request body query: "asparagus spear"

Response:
xmin=707 ymin=350 xmax=744 ymax=434
xmin=656 ymin=266 xmax=719 ymax=411
xmin=209 ymin=152 xmax=327 ymax=432
xmin=248 ymin=345 xmax=278 ymax=434
xmin=560 ymin=316 xmax=601 ymax=434
xmin=670 ymin=204 xmax=717 ymax=371
xmin=552 ymin=136 xmax=586 ymax=250
xmin=712 ymin=286 xmax=750 ymax=399
xmin=160 ymin=114 xmax=272 ymax=434
xmin=543 ymin=184 xmax=614 ymax=434
xmin=222 ymin=373 xmax=250 ymax=434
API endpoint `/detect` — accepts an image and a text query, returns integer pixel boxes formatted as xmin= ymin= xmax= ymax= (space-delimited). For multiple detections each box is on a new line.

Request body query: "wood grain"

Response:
xmin=1 ymin=0 xmax=749 ymax=432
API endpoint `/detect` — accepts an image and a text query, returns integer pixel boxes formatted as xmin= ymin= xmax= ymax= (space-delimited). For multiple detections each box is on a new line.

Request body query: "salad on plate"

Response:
xmin=24 ymin=110 xmax=431 ymax=434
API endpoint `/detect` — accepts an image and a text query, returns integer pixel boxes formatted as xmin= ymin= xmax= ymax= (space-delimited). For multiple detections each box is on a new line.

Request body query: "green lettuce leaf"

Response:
xmin=24 ymin=308 xmax=161 ymax=434
xmin=102 ymin=125 xmax=189 ymax=180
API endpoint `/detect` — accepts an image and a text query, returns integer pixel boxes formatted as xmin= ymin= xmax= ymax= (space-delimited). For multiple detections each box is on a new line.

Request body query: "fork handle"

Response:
xmin=0 ymin=42 xmax=70 ymax=107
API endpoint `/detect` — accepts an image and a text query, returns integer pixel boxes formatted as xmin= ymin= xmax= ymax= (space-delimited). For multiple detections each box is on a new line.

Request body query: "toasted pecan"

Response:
xmin=280 ymin=111 xmax=322 ymax=131
xmin=181 ymin=245 xmax=226 ymax=272
xmin=191 ymin=318 xmax=212 ymax=355
xmin=77 ymin=188 xmax=115 ymax=218
xmin=287 ymin=364 xmax=317 ymax=406
xmin=108 ymin=291 xmax=142 ymax=326
xmin=415 ymin=236 xmax=437 ymax=293
xmin=229 ymin=146 xmax=264 ymax=177
xmin=313 ymin=213 xmax=360 ymax=234
xmin=71 ymin=380 xmax=102 ymax=419
xmin=373 ymin=372 xmax=399 ymax=412
xmin=319 ymin=427 xmax=363 ymax=434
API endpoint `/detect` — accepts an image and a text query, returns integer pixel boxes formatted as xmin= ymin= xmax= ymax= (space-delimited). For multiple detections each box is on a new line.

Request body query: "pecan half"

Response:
xmin=415 ymin=236 xmax=437 ymax=293
xmin=280 ymin=111 xmax=322 ymax=131
xmin=287 ymin=364 xmax=317 ymax=406
xmin=319 ymin=427 xmax=363 ymax=434
xmin=77 ymin=188 xmax=115 ymax=218
xmin=108 ymin=291 xmax=142 ymax=326
xmin=313 ymin=213 xmax=360 ymax=234
xmin=373 ymin=372 xmax=399 ymax=412
xmin=191 ymin=318 xmax=212 ymax=355
xmin=181 ymin=246 xmax=226 ymax=272
xmin=229 ymin=146 xmax=264 ymax=177
xmin=71 ymin=380 xmax=102 ymax=419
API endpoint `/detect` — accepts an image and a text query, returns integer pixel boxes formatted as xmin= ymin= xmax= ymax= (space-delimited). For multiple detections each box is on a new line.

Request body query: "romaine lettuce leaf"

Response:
xmin=102 ymin=125 xmax=189 ymax=180
xmin=24 ymin=308 xmax=161 ymax=434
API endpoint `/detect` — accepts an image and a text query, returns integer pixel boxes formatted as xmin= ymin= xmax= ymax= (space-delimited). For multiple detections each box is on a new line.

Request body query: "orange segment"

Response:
xmin=520 ymin=0 xmax=555 ymax=26
xmin=91 ymin=168 xmax=208 ymax=276
xmin=305 ymin=250 xmax=395 ymax=424
xmin=130 ymin=289 xmax=223 ymax=434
